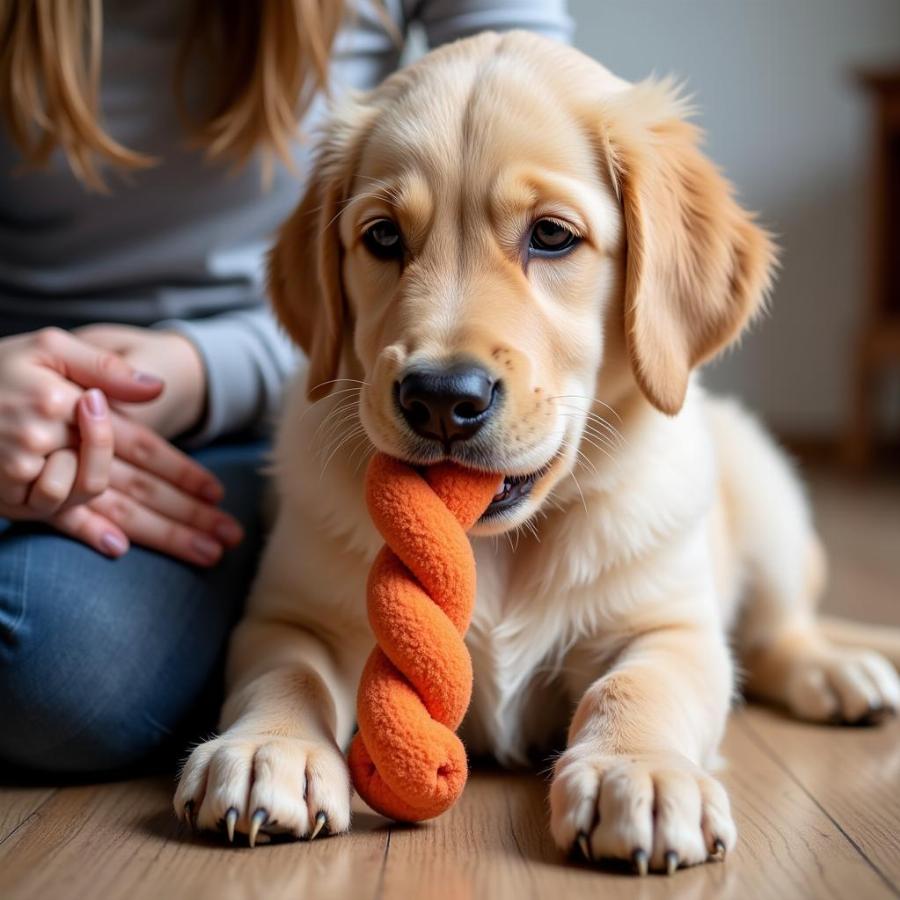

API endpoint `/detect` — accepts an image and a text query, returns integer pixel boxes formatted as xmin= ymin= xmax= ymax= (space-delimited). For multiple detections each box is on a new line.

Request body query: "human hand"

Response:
xmin=74 ymin=324 xmax=207 ymax=439
xmin=0 ymin=327 xmax=242 ymax=565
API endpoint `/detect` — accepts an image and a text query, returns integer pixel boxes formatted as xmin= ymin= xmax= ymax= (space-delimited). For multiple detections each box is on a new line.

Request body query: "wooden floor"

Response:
xmin=2 ymin=465 xmax=899 ymax=900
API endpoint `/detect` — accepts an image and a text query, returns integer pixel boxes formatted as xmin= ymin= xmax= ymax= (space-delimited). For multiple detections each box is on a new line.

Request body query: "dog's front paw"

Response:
xmin=549 ymin=748 xmax=735 ymax=874
xmin=174 ymin=734 xmax=351 ymax=845
xmin=785 ymin=648 xmax=899 ymax=725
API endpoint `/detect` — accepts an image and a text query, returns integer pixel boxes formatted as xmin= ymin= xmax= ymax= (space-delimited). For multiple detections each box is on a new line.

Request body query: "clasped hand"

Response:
xmin=0 ymin=326 xmax=243 ymax=565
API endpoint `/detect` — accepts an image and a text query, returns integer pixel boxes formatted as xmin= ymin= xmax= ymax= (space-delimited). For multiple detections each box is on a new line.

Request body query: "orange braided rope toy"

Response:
xmin=348 ymin=452 xmax=500 ymax=822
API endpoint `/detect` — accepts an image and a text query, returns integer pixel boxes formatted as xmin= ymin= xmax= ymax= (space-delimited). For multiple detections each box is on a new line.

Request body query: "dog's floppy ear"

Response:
xmin=267 ymin=98 xmax=377 ymax=401
xmin=602 ymin=82 xmax=776 ymax=415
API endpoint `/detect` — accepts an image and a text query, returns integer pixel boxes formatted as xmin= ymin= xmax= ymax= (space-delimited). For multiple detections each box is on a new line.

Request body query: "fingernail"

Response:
xmin=191 ymin=535 xmax=222 ymax=563
xmin=133 ymin=371 xmax=163 ymax=387
xmin=85 ymin=388 xmax=107 ymax=418
xmin=200 ymin=482 xmax=224 ymax=503
xmin=214 ymin=519 xmax=243 ymax=545
xmin=100 ymin=531 xmax=128 ymax=556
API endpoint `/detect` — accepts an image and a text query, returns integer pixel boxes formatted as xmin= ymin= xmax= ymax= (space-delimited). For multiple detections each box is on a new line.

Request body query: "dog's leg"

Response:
xmin=739 ymin=534 xmax=899 ymax=724
xmin=173 ymin=615 xmax=362 ymax=843
xmin=709 ymin=400 xmax=900 ymax=723
xmin=550 ymin=625 xmax=735 ymax=873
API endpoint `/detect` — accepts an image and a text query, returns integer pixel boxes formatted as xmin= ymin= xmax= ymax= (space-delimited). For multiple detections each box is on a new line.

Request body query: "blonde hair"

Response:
xmin=0 ymin=0 xmax=347 ymax=189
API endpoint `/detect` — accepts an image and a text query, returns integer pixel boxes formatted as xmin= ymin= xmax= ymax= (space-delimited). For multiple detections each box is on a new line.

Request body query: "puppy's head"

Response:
xmin=269 ymin=32 xmax=775 ymax=534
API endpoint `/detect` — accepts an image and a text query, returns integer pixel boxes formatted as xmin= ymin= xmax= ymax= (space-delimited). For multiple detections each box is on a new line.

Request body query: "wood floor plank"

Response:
xmin=0 ymin=728 xmax=895 ymax=899
xmin=1 ymin=711 xmax=894 ymax=900
xmin=0 ymin=787 xmax=56 ymax=845
xmin=0 ymin=778 xmax=388 ymax=900
xmin=738 ymin=706 xmax=900 ymax=891
xmin=809 ymin=469 xmax=900 ymax=627
xmin=374 ymin=709 xmax=894 ymax=900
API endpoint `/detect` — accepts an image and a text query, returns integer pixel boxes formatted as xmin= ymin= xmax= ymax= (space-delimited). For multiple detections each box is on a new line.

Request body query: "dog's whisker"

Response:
xmin=559 ymin=438 xmax=590 ymax=514
xmin=551 ymin=404 xmax=627 ymax=446
xmin=352 ymin=445 xmax=376 ymax=476
xmin=313 ymin=400 xmax=361 ymax=440
xmin=311 ymin=394 xmax=362 ymax=432
xmin=306 ymin=376 xmax=369 ymax=395
xmin=553 ymin=417 xmax=617 ymax=467
xmin=573 ymin=447 xmax=598 ymax=476
xmin=316 ymin=410 xmax=363 ymax=449
xmin=547 ymin=394 xmax=623 ymax=424
xmin=314 ymin=394 xmax=360 ymax=421
xmin=557 ymin=410 xmax=628 ymax=447
xmin=306 ymin=386 xmax=364 ymax=405
xmin=575 ymin=411 xmax=625 ymax=439
xmin=569 ymin=471 xmax=589 ymax=515
xmin=554 ymin=417 xmax=619 ymax=457
xmin=305 ymin=187 xmax=384 ymax=217
xmin=298 ymin=386 xmax=362 ymax=425
xmin=560 ymin=435 xmax=599 ymax=474
xmin=302 ymin=393 xmax=362 ymax=435
xmin=322 ymin=413 xmax=362 ymax=446
xmin=555 ymin=413 xmax=620 ymax=449
xmin=580 ymin=424 xmax=620 ymax=452
xmin=348 ymin=432 xmax=376 ymax=473
xmin=318 ymin=184 xmax=398 ymax=232
xmin=578 ymin=435 xmax=618 ymax=467
xmin=319 ymin=425 xmax=368 ymax=477
xmin=312 ymin=377 xmax=370 ymax=388
xmin=314 ymin=411 xmax=362 ymax=452
xmin=523 ymin=517 xmax=541 ymax=543
xmin=314 ymin=405 xmax=364 ymax=458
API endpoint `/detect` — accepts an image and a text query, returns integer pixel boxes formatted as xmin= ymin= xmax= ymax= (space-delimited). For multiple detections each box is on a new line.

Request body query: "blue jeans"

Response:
xmin=0 ymin=441 xmax=267 ymax=776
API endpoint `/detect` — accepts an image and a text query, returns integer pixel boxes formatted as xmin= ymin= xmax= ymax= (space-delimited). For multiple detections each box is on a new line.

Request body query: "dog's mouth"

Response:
xmin=479 ymin=462 xmax=553 ymax=522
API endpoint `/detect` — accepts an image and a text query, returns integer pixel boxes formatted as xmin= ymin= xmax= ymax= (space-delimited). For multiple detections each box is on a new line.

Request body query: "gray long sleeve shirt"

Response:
xmin=0 ymin=0 xmax=571 ymax=443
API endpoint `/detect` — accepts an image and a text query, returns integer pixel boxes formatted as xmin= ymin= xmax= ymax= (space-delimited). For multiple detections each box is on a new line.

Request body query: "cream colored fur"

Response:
xmin=174 ymin=32 xmax=900 ymax=872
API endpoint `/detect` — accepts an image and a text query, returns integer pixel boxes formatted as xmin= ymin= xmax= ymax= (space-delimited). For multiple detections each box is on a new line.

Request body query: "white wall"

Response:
xmin=568 ymin=0 xmax=900 ymax=435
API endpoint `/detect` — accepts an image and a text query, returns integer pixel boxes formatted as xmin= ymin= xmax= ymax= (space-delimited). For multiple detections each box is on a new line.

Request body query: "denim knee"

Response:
xmin=0 ymin=441 xmax=264 ymax=775
xmin=0 ymin=529 xmax=247 ymax=774
xmin=0 ymin=540 xmax=179 ymax=773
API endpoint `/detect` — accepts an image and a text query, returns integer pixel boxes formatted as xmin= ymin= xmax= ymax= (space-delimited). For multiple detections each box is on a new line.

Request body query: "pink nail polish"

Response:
xmin=100 ymin=532 xmax=128 ymax=556
xmin=200 ymin=482 xmax=224 ymax=503
xmin=133 ymin=371 xmax=163 ymax=387
xmin=191 ymin=535 xmax=221 ymax=563
xmin=85 ymin=389 xmax=107 ymax=418
xmin=215 ymin=520 xmax=243 ymax=545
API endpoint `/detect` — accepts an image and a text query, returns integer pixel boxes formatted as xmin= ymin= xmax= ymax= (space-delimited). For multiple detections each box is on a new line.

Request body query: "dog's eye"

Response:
xmin=363 ymin=219 xmax=403 ymax=260
xmin=529 ymin=218 xmax=580 ymax=256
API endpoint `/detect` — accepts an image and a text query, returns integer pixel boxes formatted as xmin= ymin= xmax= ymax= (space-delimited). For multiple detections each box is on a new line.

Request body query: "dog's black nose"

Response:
xmin=397 ymin=363 xmax=499 ymax=443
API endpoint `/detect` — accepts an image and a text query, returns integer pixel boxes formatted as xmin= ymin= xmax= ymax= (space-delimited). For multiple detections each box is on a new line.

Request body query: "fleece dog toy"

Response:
xmin=348 ymin=452 xmax=499 ymax=822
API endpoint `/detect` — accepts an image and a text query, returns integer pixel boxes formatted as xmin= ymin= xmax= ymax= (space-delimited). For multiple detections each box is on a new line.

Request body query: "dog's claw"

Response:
xmin=248 ymin=808 xmax=268 ymax=848
xmin=576 ymin=831 xmax=591 ymax=861
xmin=183 ymin=800 xmax=195 ymax=829
xmin=310 ymin=811 xmax=327 ymax=840
xmin=225 ymin=807 xmax=238 ymax=843
xmin=712 ymin=838 xmax=726 ymax=860
xmin=665 ymin=850 xmax=679 ymax=876
xmin=632 ymin=848 xmax=649 ymax=877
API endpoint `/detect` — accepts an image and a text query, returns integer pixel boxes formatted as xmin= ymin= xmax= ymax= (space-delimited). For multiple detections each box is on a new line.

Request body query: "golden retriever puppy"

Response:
xmin=174 ymin=31 xmax=900 ymax=872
